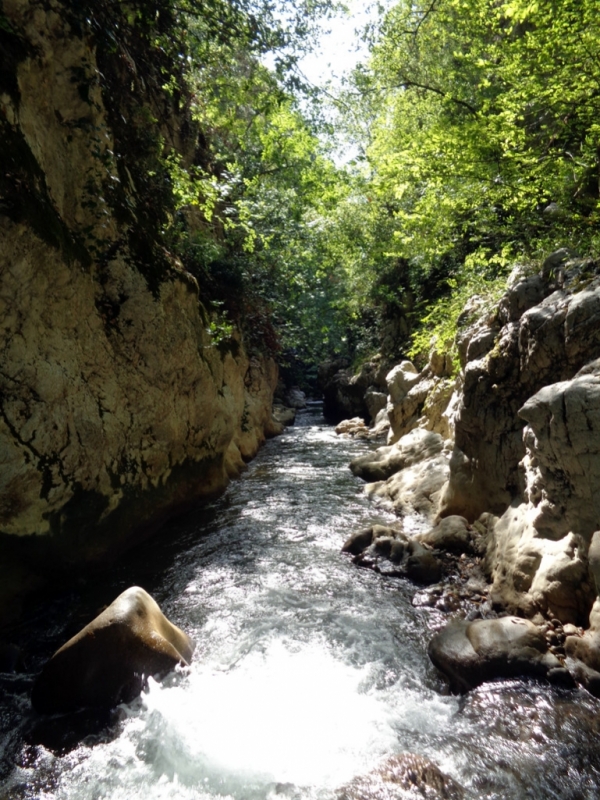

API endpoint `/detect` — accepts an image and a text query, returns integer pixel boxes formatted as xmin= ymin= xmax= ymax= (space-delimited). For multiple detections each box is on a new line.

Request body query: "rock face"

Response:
xmin=481 ymin=321 xmax=600 ymax=622
xmin=387 ymin=355 xmax=455 ymax=444
xmin=564 ymin=531 xmax=600 ymax=695
xmin=359 ymin=430 xmax=450 ymax=521
xmin=322 ymin=358 xmax=390 ymax=424
xmin=31 ymin=587 xmax=194 ymax=713
xmin=428 ymin=616 xmax=567 ymax=692
xmin=0 ymin=0 xmax=281 ymax=620
xmin=440 ymin=267 xmax=600 ymax=523
xmin=344 ymin=256 xmax=600 ymax=692
xmin=441 ymin=261 xmax=600 ymax=634
xmin=337 ymin=753 xmax=464 ymax=800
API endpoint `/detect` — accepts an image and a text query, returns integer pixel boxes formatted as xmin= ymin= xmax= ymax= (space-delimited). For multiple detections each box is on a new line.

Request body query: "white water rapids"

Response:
xmin=2 ymin=407 xmax=600 ymax=799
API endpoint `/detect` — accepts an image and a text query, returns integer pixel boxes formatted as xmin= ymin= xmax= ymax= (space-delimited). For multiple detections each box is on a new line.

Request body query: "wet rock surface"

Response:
xmin=31 ymin=587 xmax=194 ymax=714
xmin=337 ymin=753 xmax=464 ymax=800
xmin=342 ymin=525 xmax=442 ymax=585
xmin=428 ymin=616 xmax=569 ymax=693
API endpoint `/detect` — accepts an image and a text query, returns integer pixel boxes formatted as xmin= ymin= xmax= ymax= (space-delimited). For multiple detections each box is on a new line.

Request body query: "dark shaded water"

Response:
xmin=1 ymin=406 xmax=600 ymax=799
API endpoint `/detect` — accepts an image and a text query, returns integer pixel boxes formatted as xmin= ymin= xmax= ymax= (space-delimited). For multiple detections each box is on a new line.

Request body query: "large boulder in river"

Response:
xmin=337 ymin=753 xmax=464 ymax=800
xmin=31 ymin=587 xmax=194 ymax=714
xmin=428 ymin=616 xmax=567 ymax=693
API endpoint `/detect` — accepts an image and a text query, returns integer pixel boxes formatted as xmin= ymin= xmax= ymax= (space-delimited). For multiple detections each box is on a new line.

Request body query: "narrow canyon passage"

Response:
xmin=2 ymin=407 xmax=600 ymax=800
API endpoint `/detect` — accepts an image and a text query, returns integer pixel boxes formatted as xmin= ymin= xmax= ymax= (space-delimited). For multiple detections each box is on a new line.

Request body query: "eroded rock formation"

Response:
xmin=0 ymin=0 xmax=281 ymax=622
xmin=346 ymin=253 xmax=600 ymax=691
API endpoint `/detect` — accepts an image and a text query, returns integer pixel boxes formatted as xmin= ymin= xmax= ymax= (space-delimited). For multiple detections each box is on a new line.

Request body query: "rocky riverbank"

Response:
xmin=336 ymin=252 xmax=600 ymax=695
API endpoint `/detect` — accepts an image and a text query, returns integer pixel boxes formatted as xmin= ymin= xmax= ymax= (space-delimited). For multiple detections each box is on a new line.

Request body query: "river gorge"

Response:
xmin=2 ymin=406 xmax=600 ymax=800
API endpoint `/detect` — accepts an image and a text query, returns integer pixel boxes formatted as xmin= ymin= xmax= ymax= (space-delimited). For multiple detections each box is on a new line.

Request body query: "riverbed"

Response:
xmin=1 ymin=406 xmax=600 ymax=799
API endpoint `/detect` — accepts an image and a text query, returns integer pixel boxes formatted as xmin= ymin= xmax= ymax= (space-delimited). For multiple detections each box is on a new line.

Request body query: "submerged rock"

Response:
xmin=337 ymin=753 xmax=464 ymax=800
xmin=428 ymin=616 xmax=569 ymax=693
xmin=31 ymin=587 xmax=194 ymax=714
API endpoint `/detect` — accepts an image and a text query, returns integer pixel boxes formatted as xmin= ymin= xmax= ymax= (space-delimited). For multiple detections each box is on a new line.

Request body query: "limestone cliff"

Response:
xmin=351 ymin=253 xmax=600 ymax=632
xmin=0 ymin=0 xmax=281 ymax=621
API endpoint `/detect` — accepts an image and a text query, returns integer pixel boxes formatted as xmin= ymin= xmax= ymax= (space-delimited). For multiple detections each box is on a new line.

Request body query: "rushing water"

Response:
xmin=2 ymin=406 xmax=600 ymax=800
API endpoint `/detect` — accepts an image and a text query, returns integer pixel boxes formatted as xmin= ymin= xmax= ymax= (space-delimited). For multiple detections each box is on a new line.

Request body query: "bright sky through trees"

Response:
xmin=296 ymin=1 xmax=377 ymax=90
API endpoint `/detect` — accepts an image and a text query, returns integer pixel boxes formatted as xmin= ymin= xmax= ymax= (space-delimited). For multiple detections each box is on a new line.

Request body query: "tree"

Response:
xmin=338 ymin=0 xmax=600 ymax=361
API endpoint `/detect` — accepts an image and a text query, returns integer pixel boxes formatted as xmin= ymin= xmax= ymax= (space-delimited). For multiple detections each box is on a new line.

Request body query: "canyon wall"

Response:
xmin=351 ymin=254 xmax=600 ymax=630
xmin=0 ymin=0 xmax=281 ymax=621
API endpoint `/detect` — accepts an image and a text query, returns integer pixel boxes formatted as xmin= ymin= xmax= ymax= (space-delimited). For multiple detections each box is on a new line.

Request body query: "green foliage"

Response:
xmin=407 ymin=249 xmax=511 ymax=366
xmin=53 ymin=0 xmax=600 ymax=376
xmin=333 ymin=0 xmax=600 ymax=362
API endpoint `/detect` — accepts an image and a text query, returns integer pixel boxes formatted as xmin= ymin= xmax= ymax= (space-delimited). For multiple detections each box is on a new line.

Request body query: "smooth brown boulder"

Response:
xmin=428 ymin=616 xmax=568 ymax=693
xmin=32 ymin=587 xmax=194 ymax=714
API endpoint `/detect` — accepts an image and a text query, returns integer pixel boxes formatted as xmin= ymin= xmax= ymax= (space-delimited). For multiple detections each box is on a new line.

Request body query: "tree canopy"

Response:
xmin=85 ymin=0 xmax=600 ymax=380
xmin=340 ymin=0 xmax=600 ymax=358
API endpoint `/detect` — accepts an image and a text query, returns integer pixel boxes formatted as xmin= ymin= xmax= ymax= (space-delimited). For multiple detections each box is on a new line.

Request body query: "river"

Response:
xmin=1 ymin=406 xmax=600 ymax=799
